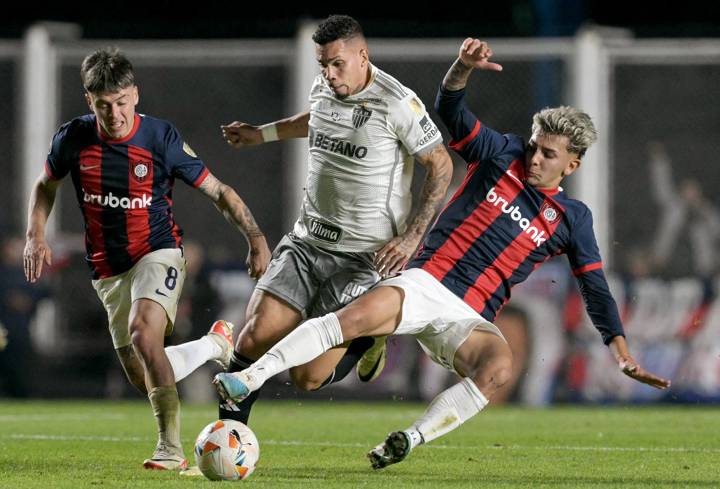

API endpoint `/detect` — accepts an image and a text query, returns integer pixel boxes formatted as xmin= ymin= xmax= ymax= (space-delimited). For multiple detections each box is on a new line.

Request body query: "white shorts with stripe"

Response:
xmin=92 ymin=248 xmax=186 ymax=349
xmin=376 ymin=267 xmax=506 ymax=373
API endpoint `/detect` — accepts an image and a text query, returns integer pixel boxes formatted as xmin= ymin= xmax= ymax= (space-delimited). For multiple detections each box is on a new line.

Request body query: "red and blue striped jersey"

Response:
xmin=45 ymin=113 xmax=209 ymax=280
xmin=408 ymin=87 xmax=624 ymax=344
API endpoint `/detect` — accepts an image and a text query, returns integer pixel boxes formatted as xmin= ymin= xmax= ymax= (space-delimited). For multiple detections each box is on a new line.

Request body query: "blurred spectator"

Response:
xmin=0 ymin=237 xmax=47 ymax=397
xmin=648 ymin=141 xmax=720 ymax=278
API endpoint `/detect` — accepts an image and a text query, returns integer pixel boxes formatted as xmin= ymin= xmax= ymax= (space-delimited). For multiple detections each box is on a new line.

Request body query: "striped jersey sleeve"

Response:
xmin=434 ymin=86 xmax=523 ymax=164
xmin=45 ymin=121 xmax=77 ymax=180
xmin=568 ymin=205 xmax=625 ymax=344
xmin=163 ymin=125 xmax=209 ymax=188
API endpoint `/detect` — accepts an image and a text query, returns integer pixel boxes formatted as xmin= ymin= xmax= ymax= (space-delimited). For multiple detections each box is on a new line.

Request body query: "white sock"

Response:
xmin=406 ymin=377 xmax=488 ymax=447
xmin=165 ymin=336 xmax=219 ymax=382
xmin=244 ymin=313 xmax=344 ymax=389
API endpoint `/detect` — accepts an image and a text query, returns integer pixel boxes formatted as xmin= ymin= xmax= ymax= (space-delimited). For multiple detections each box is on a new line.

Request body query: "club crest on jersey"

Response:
xmin=131 ymin=160 xmax=150 ymax=182
xmin=408 ymin=97 xmax=423 ymax=116
xmin=540 ymin=202 xmax=561 ymax=224
xmin=352 ymin=105 xmax=372 ymax=129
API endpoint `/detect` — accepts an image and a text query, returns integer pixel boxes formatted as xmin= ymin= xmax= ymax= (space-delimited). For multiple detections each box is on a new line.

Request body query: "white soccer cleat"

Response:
xmin=143 ymin=442 xmax=188 ymax=471
xmin=207 ymin=320 xmax=235 ymax=369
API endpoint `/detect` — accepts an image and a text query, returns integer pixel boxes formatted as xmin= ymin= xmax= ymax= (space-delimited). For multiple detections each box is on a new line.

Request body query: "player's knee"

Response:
xmin=472 ymin=348 xmax=513 ymax=392
xmin=129 ymin=318 xmax=157 ymax=357
xmin=488 ymin=356 xmax=513 ymax=389
xmin=335 ymin=308 xmax=366 ymax=339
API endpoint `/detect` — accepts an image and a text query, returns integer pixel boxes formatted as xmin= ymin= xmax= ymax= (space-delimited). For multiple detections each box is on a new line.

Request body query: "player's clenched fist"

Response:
xmin=459 ymin=38 xmax=503 ymax=72
xmin=221 ymin=121 xmax=263 ymax=148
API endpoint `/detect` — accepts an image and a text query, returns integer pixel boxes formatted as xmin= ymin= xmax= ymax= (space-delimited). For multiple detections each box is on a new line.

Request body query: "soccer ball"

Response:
xmin=194 ymin=419 xmax=260 ymax=481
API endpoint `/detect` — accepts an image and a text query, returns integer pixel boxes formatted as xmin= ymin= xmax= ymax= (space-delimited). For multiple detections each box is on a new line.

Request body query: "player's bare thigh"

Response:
xmin=335 ymin=285 xmax=404 ymax=338
xmin=235 ymin=289 xmax=304 ymax=359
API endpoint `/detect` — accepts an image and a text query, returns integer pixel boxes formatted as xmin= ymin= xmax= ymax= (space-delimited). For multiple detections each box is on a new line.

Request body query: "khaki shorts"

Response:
xmin=377 ymin=268 xmax=506 ymax=374
xmin=92 ymin=248 xmax=186 ymax=349
xmin=256 ymin=233 xmax=380 ymax=318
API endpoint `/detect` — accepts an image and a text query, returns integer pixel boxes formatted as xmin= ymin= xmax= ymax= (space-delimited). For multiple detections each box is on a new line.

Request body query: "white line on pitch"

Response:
xmin=5 ymin=434 xmax=719 ymax=454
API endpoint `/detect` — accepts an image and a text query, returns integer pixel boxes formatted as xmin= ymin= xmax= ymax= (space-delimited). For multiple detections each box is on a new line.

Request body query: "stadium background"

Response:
xmin=1 ymin=2 xmax=719 ymax=406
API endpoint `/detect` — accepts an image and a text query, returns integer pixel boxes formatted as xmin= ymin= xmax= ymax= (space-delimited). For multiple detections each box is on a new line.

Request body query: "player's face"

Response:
xmin=316 ymin=38 xmax=369 ymax=99
xmin=85 ymin=85 xmax=139 ymax=139
xmin=525 ymin=133 xmax=580 ymax=189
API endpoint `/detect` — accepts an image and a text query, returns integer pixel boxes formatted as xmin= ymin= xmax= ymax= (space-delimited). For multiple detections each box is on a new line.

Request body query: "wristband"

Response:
xmin=260 ymin=123 xmax=279 ymax=142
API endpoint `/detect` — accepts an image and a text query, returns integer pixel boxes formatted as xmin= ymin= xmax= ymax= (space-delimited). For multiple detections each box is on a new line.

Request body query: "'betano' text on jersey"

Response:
xmin=408 ymin=87 xmax=624 ymax=344
xmin=44 ymin=113 xmax=209 ymax=279
xmin=294 ymin=64 xmax=443 ymax=252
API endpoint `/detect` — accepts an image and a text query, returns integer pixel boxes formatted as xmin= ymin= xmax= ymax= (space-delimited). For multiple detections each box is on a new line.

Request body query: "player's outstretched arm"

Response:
xmin=198 ymin=173 xmax=271 ymax=279
xmin=221 ymin=111 xmax=311 ymax=149
xmin=374 ymin=143 xmax=453 ymax=278
xmin=442 ymin=38 xmax=503 ymax=91
xmin=608 ymin=335 xmax=671 ymax=390
xmin=23 ymin=173 xmax=60 ymax=283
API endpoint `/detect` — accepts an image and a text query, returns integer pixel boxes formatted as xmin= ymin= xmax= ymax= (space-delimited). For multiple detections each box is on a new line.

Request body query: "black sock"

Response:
xmin=218 ymin=353 xmax=262 ymax=425
xmin=317 ymin=336 xmax=374 ymax=388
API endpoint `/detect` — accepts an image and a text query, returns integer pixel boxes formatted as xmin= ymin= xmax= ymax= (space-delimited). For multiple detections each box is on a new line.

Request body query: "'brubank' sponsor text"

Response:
xmin=83 ymin=190 xmax=152 ymax=209
xmin=486 ymin=187 xmax=547 ymax=246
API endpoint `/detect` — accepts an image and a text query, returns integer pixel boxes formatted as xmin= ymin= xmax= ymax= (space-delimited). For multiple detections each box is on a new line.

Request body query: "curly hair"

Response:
xmin=531 ymin=106 xmax=597 ymax=157
xmin=80 ymin=47 xmax=135 ymax=94
xmin=312 ymin=15 xmax=364 ymax=45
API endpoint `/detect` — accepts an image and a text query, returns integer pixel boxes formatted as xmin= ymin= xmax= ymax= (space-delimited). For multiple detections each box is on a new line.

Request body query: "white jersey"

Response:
xmin=293 ymin=64 xmax=443 ymax=252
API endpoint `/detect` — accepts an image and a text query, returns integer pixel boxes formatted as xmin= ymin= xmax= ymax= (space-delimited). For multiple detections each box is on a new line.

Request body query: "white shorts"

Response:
xmin=92 ymin=248 xmax=186 ymax=349
xmin=377 ymin=268 xmax=506 ymax=373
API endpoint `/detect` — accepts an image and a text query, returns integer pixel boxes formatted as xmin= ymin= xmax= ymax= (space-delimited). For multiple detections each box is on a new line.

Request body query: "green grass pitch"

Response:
xmin=0 ymin=400 xmax=717 ymax=488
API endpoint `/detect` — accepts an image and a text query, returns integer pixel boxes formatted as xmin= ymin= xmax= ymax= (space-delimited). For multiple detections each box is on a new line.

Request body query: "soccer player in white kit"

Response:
xmin=215 ymin=15 xmax=453 ymax=424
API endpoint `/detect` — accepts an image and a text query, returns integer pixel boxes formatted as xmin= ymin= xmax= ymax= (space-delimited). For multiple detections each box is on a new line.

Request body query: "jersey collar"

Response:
xmin=96 ymin=113 xmax=141 ymax=144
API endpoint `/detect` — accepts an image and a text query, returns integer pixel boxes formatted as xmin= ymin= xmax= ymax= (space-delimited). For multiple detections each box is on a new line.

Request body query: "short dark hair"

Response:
xmin=312 ymin=15 xmax=364 ymax=45
xmin=80 ymin=47 xmax=135 ymax=94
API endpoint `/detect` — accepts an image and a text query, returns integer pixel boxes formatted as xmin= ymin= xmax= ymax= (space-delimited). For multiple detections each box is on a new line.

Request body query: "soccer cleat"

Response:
xmin=207 ymin=320 xmax=235 ymax=369
xmin=357 ymin=336 xmax=387 ymax=382
xmin=143 ymin=442 xmax=188 ymax=471
xmin=213 ymin=371 xmax=252 ymax=403
xmin=367 ymin=431 xmax=412 ymax=470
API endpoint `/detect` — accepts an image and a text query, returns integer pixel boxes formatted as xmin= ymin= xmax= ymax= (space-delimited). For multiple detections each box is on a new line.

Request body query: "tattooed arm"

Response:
xmin=442 ymin=38 xmax=503 ymax=91
xmin=374 ymin=143 xmax=453 ymax=277
xmin=198 ymin=173 xmax=271 ymax=279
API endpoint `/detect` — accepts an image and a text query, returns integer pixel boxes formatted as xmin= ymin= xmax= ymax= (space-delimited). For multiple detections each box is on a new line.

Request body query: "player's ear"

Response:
xmin=563 ymin=158 xmax=581 ymax=177
xmin=84 ymin=92 xmax=93 ymax=110
xmin=360 ymin=47 xmax=369 ymax=67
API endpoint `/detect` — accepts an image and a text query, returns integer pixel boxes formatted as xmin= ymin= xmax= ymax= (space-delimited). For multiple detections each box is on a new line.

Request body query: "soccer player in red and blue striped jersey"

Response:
xmin=213 ymin=38 xmax=671 ymax=469
xmin=23 ymin=47 xmax=271 ymax=471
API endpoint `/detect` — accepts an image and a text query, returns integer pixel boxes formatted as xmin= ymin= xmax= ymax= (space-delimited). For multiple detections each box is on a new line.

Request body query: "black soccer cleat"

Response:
xmin=367 ymin=431 xmax=412 ymax=469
